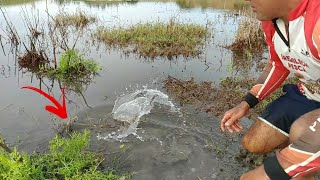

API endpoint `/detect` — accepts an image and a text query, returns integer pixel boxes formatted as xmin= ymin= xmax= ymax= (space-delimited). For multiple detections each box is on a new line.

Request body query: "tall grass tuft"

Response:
xmin=37 ymin=49 xmax=101 ymax=93
xmin=95 ymin=19 xmax=210 ymax=59
xmin=43 ymin=49 xmax=101 ymax=80
xmin=228 ymin=9 xmax=265 ymax=53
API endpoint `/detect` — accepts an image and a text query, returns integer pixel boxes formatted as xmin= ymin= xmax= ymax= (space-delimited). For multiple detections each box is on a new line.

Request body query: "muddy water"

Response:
xmin=0 ymin=0 xmax=257 ymax=179
xmin=74 ymin=103 xmax=253 ymax=179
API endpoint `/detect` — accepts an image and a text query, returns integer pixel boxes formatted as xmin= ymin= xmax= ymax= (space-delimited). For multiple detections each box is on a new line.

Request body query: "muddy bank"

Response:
xmin=163 ymin=76 xmax=256 ymax=117
xmin=72 ymin=103 xmax=257 ymax=179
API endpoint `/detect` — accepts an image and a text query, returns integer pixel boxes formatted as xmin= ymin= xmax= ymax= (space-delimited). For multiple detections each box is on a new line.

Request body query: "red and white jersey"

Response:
xmin=257 ymin=0 xmax=320 ymax=101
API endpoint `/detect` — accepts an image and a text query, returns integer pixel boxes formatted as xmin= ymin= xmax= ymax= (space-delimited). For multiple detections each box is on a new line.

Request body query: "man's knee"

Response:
xmin=241 ymin=134 xmax=269 ymax=154
xmin=242 ymin=120 xmax=288 ymax=154
xmin=241 ymin=134 xmax=284 ymax=154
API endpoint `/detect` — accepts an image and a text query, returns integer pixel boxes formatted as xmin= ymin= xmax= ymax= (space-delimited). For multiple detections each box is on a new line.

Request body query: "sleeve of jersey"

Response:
xmin=256 ymin=22 xmax=290 ymax=101
xmin=312 ymin=19 xmax=320 ymax=57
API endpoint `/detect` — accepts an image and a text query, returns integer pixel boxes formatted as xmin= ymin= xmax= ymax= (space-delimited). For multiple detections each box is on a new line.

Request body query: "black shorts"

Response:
xmin=259 ymin=84 xmax=320 ymax=136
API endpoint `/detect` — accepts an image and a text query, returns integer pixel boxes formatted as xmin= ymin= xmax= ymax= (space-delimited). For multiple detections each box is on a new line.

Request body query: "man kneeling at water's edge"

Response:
xmin=220 ymin=0 xmax=320 ymax=179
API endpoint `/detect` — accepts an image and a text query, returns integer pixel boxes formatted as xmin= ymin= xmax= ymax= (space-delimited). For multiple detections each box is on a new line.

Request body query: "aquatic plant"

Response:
xmin=47 ymin=49 xmax=101 ymax=79
xmin=95 ymin=19 xmax=210 ymax=59
xmin=37 ymin=49 xmax=101 ymax=94
xmin=0 ymin=131 xmax=127 ymax=179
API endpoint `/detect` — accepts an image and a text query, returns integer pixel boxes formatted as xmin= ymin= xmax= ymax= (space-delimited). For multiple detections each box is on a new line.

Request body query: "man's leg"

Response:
xmin=242 ymin=118 xmax=289 ymax=154
xmin=241 ymin=109 xmax=320 ymax=180
xmin=239 ymin=163 xmax=315 ymax=180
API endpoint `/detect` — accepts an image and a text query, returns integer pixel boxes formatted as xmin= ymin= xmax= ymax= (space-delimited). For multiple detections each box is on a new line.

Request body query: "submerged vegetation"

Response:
xmin=0 ymin=131 xmax=127 ymax=179
xmin=95 ymin=19 xmax=210 ymax=59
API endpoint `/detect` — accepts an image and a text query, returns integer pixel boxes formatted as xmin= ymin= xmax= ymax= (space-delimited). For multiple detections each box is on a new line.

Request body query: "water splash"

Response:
xmin=97 ymin=86 xmax=180 ymax=141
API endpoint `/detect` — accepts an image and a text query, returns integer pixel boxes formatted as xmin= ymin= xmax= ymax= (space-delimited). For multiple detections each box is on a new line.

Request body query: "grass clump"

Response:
xmin=0 ymin=131 xmax=127 ymax=179
xmin=54 ymin=11 xmax=97 ymax=29
xmin=39 ymin=49 xmax=101 ymax=93
xmin=41 ymin=49 xmax=101 ymax=81
xmin=95 ymin=19 xmax=210 ymax=59
xmin=52 ymin=49 xmax=100 ymax=79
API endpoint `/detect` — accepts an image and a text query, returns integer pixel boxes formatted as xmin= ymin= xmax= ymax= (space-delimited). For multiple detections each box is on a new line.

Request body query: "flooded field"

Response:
xmin=0 ymin=0 xmax=267 ymax=179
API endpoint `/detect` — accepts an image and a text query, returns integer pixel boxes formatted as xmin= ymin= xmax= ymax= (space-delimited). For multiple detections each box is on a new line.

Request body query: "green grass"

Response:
xmin=37 ymin=49 xmax=101 ymax=93
xmin=95 ymin=19 xmax=210 ymax=59
xmin=0 ymin=131 xmax=128 ymax=180
xmin=41 ymin=49 xmax=101 ymax=80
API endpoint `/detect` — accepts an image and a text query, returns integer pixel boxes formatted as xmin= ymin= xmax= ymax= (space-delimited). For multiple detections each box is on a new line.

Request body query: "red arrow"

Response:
xmin=21 ymin=86 xmax=68 ymax=119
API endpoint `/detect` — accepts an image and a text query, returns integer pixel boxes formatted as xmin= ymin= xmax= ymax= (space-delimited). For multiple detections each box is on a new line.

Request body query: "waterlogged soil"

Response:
xmin=73 ymin=103 xmax=257 ymax=179
xmin=163 ymin=76 xmax=255 ymax=117
xmin=68 ymin=75 xmax=273 ymax=179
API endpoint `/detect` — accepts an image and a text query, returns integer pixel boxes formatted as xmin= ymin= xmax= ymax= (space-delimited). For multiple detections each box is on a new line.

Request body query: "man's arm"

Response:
xmin=256 ymin=61 xmax=273 ymax=84
xmin=220 ymin=22 xmax=290 ymax=133
xmin=247 ymin=22 xmax=290 ymax=101
xmin=313 ymin=19 xmax=320 ymax=57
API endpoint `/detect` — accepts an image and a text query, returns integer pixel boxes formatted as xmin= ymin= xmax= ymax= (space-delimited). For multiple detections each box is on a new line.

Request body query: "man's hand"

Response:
xmin=221 ymin=101 xmax=250 ymax=133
